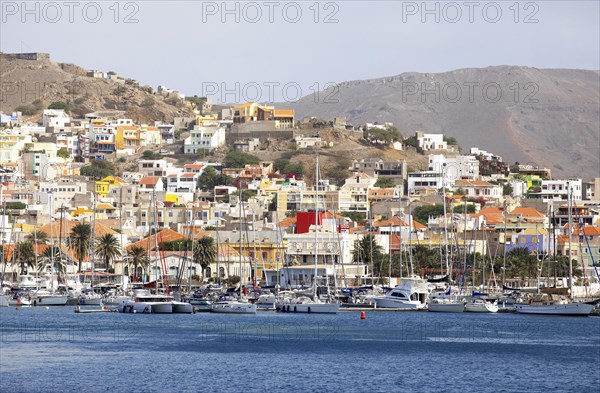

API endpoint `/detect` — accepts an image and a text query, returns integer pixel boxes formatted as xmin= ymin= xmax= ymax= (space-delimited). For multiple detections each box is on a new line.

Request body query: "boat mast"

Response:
xmin=567 ymin=181 xmax=573 ymax=299
xmin=313 ymin=148 xmax=319 ymax=298
xmin=442 ymin=174 xmax=450 ymax=278
xmin=49 ymin=191 xmax=55 ymax=293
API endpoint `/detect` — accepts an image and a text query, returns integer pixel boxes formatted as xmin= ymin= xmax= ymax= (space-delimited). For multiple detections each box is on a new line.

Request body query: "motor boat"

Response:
xmin=275 ymin=294 xmax=339 ymax=314
xmin=210 ymin=300 xmax=257 ymax=314
xmin=117 ymin=290 xmax=173 ymax=314
xmin=368 ymin=277 xmax=429 ymax=309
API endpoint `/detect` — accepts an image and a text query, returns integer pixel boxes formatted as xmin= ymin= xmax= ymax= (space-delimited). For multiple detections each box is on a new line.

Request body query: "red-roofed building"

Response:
xmin=139 ymin=176 xmax=164 ymax=191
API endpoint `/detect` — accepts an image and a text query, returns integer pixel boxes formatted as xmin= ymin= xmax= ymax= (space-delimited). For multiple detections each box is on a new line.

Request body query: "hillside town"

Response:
xmin=2 ymin=80 xmax=600 ymax=299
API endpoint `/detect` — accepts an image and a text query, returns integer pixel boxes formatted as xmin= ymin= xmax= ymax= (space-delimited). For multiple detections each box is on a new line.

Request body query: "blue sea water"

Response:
xmin=0 ymin=307 xmax=599 ymax=393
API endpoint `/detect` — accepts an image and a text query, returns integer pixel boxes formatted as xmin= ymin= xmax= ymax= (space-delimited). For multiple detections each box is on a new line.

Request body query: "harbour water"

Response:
xmin=1 ymin=307 xmax=599 ymax=392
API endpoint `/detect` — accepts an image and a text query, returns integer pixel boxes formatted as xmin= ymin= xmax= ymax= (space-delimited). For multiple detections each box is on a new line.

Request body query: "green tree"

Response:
xmin=503 ymin=183 xmax=513 ymax=196
xmin=15 ymin=105 xmax=35 ymax=116
xmin=38 ymin=245 xmax=66 ymax=276
xmin=57 ymin=147 xmax=70 ymax=159
xmin=80 ymin=160 xmax=115 ymax=179
xmin=193 ymin=236 xmax=216 ymax=280
xmin=15 ymin=241 xmax=36 ymax=275
xmin=453 ymin=204 xmax=476 ymax=214
xmin=127 ymin=246 xmax=149 ymax=279
xmin=412 ymin=205 xmax=445 ymax=225
xmin=48 ymin=101 xmax=70 ymax=113
xmin=352 ymin=234 xmax=384 ymax=266
xmin=69 ymin=223 xmax=91 ymax=273
xmin=95 ymin=234 xmax=121 ymax=271
xmin=223 ymin=150 xmax=260 ymax=168
xmin=25 ymin=230 xmax=48 ymax=244
xmin=339 ymin=211 xmax=366 ymax=222
xmin=374 ymin=177 xmax=396 ymax=188
xmin=197 ymin=166 xmax=232 ymax=191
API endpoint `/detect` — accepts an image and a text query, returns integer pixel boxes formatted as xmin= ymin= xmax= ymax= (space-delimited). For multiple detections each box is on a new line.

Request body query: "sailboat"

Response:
xmin=274 ymin=147 xmax=339 ymax=314
xmin=31 ymin=192 xmax=68 ymax=306
xmin=515 ymin=183 xmax=593 ymax=316
xmin=427 ymin=182 xmax=464 ymax=312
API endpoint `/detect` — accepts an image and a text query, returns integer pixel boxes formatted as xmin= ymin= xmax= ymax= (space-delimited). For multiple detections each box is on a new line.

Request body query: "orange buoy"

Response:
xmin=360 ymin=311 xmax=366 ymax=320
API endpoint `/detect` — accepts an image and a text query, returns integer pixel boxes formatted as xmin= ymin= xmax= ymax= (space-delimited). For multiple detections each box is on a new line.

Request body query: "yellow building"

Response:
xmin=95 ymin=176 xmax=128 ymax=197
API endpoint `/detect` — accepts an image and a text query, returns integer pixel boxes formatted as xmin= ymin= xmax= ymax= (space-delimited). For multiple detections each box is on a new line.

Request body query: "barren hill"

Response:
xmin=0 ymin=53 xmax=192 ymax=123
xmin=287 ymin=66 xmax=600 ymax=180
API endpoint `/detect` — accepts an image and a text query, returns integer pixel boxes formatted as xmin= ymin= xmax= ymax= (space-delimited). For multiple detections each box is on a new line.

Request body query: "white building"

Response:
xmin=453 ymin=180 xmax=503 ymax=200
xmin=277 ymin=228 xmax=367 ymax=287
xmin=416 ymin=131 xmax=447 ymax=151
xmin=295 ymin=135 xmax=322 ymax=149
xmin=184 ymin=124 xmax=226 ymax=154
xmin=42 ymin=109 xmax=70 ymax=128
xmin=428 ymin=154 xmax=479 ymax=181
xmin=407 ymin=171 xmax=448 ymax=194
xmin=535 ymin=179 xmax=583 ymax=202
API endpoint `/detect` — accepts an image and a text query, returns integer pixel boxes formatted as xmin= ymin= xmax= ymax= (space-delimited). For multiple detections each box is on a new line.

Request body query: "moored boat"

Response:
xmin=369 ymin=277 xmax=429 ymax=309
xmin=211 ymin=300 xmax=257 ymax=314
xmin=464 ymin=298 xmax=498 ymax=313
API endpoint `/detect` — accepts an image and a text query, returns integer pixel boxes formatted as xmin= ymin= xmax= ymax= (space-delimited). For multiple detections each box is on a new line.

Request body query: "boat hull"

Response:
xmin=172 ymin=301 xmax=194 ymax=314
xmin=32 ymin=295 xmax=68 ymax=306
xmin=371 ymin=297 xmax=426 ymax=309
xmin=0 ymin=295 xmax=9 ymax=307
xmin=514 ymin=303 xmax=593 ymax=316
xmin=78 ymin=298 xmax=103 ymax=306
xmin=465 ymin=302 xmax=498 ymax=313
xmin=211 ymin=302 xmax=257 ymax=314
xmin=118 ymin=301 xmax=173 ymax=314
xmin=275 ymin=302 xmax=340 ymax=314
xmin=428 ymin=302 xmax=465 ymax=313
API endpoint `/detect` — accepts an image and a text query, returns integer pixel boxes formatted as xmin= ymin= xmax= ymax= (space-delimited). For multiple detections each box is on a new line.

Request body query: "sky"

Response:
xmin=1 ymin=0 xmax=599 ymax=102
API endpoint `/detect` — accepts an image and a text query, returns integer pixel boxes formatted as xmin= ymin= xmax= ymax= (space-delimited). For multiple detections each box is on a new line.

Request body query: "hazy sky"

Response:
xmin=2 ymin=1 xmax=599 ymax=102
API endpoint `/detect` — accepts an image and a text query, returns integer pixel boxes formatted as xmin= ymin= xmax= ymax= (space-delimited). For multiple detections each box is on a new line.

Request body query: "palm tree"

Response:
xmin=38 ymin=245 xmax=66 ymax=277
xmin=95 ymin=234 xmax=121 ymax=272
xmin=69 ymin=223 xmax=91 ymax=272
xmin=193 ymin=236 xmax=216 ymax=280
xmin=127 ymin=246 xmax=148 ymax=281
xmin=15 ymin=241 xmax=36 ymax=275
xmin=25 ymin=230 xmax=48 ymax=244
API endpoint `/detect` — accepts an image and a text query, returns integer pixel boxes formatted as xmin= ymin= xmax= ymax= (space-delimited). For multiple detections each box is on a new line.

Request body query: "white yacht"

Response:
xmin=211 ymin=300 xmax=257 ymax=314
xmin=31 ymin=290 xmax=68 ymax=306
xmin=275 ymin=295 xmax=340 ymax=314
xmin=118 ymin=294 xmax=173 ymax=314
xmin=172 ymin=300 xmax=194 ymax=314
xmin=256 ymin=293 xmax=276 ymax=309
xmin=464 ymin=298 xmax=499 ymax=313
xmin=369 ymin=278 xmax=429 ymax=309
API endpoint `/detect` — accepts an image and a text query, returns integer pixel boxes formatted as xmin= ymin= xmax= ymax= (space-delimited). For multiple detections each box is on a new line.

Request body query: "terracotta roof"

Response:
xmin=509 ymin=207 xmax=544 ymax=218
xmin=574 ymin=226 xmax=600 ymax=236
xmin=126 ymin=228 xmax=186 ymax=252
xmin=181 ymin=173 xmax=197 ymax=178
xmin=38 ymin=218 xmax=118 ymax=238
xmin=3 ymin=243 xmax=84 ymax=264
xmin=184 ymin=164 xmax=203 ymax=169
xmin=140 ymin=176 xmax=160 ymax=185
xmin=277 ymin=217 xmax=296 ymax=228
